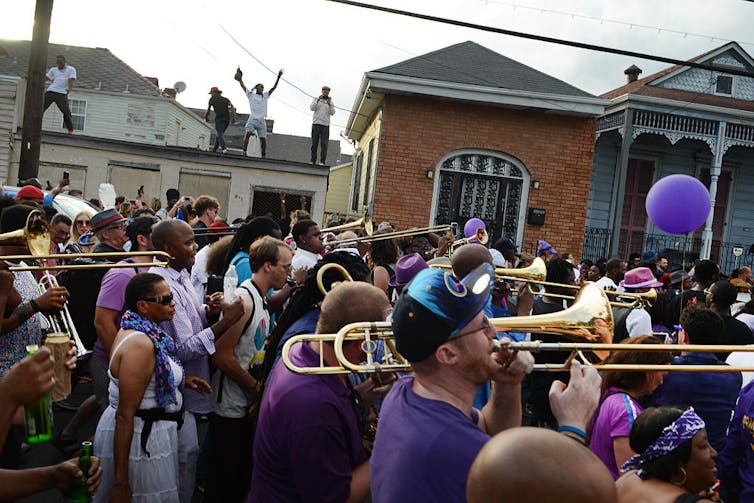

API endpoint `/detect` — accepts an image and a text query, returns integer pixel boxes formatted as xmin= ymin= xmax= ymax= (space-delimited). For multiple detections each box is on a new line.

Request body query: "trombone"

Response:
xmin=315 ymin=263 xmax=353 ymax=296
xmin=193 ymin=226 xmax=237 ymax=237
xmin=282 ymin=282 xmax=754 ymax=375
xmin=430 ymin=257 xmax=656 ymax=308
xmin=321 ymin=214 xmax=373 ymax=237
xmin=449 ymin=228 xmax=489 ymax=254
xmin=332 ymin=224 xmax=454 ymax=247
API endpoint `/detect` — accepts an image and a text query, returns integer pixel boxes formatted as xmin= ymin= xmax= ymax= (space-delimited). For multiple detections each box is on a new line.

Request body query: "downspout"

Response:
xmin=701 ymin=121 xmax=726 ymax=260
xmin=367 ymin=105 xmax=384 ymax=217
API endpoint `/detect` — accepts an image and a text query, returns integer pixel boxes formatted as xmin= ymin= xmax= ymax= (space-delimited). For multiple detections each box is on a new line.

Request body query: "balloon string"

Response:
xmin=679 ymin=233 xmax=688 ymax=328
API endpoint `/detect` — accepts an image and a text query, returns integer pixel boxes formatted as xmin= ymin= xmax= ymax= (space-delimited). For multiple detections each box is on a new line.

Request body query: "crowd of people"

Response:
xmin=2 ymin=182 xmax=754 ymax=502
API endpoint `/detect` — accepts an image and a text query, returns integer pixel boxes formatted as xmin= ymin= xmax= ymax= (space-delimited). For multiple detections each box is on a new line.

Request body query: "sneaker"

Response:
xmin=221 ymin=149 xmax=228 ymax=154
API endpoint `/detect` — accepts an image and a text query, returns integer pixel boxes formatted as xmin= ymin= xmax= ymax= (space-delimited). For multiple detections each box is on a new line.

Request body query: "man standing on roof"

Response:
xmin=205 ymin=87 xmax=235 ymax=154
xmin=310 ymin=86 xmax=335 ymax=165
xmin=44 ymin=55 xmax=77 ymax=135
xmin=236 ymin=67 xmax=282 ymax=158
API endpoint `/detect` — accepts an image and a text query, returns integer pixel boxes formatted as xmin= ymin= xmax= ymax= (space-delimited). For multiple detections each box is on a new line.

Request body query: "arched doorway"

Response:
xmin=430 ymin=150 xmax=529 ymax=244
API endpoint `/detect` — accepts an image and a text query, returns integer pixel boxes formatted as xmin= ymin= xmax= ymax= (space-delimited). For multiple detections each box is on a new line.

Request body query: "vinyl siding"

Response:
xmin=586 ymin=131 xmax=619 ymax=229
xmin=0 ymin=76 xmax=19 ymax=182
xmin=324 ymin=163 xmax=354 ymax=214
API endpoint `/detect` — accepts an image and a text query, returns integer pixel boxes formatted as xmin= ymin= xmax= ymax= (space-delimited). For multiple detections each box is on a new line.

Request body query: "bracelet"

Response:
xmin=557 ymin=425 xmax=587 ymax=443
xmin=29 ymin=299 xmax=40 ymax=313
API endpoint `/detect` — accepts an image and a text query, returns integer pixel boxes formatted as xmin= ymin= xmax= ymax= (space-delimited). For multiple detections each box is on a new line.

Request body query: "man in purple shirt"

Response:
xmin=250 ymin=282 xmax=391 ymax=503
xmin=149 ymin=219 xmax=243 ymax=500
xmin=371 ymin=266 xmax=602 ymax=503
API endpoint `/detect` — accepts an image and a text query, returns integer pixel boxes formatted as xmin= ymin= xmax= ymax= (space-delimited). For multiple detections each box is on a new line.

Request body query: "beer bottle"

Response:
xmin=69 ymin=441 xmax=92 ymax=502
xmin=23 ymin=345 xmax=53 ymax=444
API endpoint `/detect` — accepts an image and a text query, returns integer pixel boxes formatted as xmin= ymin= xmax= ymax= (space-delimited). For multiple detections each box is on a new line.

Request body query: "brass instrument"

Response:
xmin=315 ymin=263 xmax=354 ymax=296
xmin=321 ymin=214 xmax=373 ymax=237
xmin=332 ymin=224 xmax=454 ymax=247
xmin=282 ymin=281 xmax=754 ymax=374
xmin=449 ymin=228 xmax=488 ymax=254
xmin=0 ymin=210 xmax=171 ymax=359
xmin=430 ymin=257 xmax=656 ymax=308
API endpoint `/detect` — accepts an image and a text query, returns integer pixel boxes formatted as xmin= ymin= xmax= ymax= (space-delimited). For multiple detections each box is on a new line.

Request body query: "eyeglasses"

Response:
xmin=447 ymin=316 xmax=492 ymax=342
xmin=140 ymin=293 xmax=174 ymax=305
xmin=107 ymin=222 xmax=127 ymax=231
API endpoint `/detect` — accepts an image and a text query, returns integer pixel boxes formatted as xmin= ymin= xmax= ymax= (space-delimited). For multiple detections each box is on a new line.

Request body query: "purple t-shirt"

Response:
xmin=589 ymin=388 xmax=642 ymax=479
xmin=371 ymin=376 xmax=489 ymax=503
xmin=92 ymin=264 xmax=149 ymax=365
xmin=248 ymin=342 xmax=365 ymax=503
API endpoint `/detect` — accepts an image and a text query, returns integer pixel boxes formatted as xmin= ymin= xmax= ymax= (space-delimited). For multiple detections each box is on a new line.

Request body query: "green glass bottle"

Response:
xmin=23 ymin=345 xmax=53 ymax=444
xmin=69 ymin=441 xmax=92 ymax=502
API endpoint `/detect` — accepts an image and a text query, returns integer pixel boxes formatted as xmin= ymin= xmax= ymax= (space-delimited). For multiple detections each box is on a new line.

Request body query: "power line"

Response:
xmin=326 ymin=0 xmax=754 ymax=79
xmin=478 ymin=0 xmax=754 ymax=48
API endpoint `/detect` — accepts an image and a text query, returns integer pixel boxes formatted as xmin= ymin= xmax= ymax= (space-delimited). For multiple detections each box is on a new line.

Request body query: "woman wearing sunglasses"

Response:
xmin=66 ymin=211 xmax=96 ymax=254
xmin=93 ymin=273 xmax=209 ymax=503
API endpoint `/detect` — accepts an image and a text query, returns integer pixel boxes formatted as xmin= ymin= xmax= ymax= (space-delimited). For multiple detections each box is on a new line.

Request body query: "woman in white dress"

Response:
xmin=93 ymin=273 xmax=209 ymax=503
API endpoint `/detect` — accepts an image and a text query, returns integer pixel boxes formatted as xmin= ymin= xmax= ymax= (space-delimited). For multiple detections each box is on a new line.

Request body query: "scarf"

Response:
xmin=121 ymin=310 xmax=181 ymax=408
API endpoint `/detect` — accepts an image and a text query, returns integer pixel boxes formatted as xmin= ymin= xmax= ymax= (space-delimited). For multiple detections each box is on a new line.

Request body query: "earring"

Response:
xmin=674 ymin=466 xmax=688 ymax=487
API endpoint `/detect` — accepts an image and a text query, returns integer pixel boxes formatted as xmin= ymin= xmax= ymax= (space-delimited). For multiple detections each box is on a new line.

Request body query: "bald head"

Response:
xmin=452 ymin=244 xmax=493 ymax=278
xmin=467 ymin=428 xmax=616 ymax=503
xmin=151 ymin=219 xmax=189 ymax=251
xmin=317 ymin=282 xmax=390 ymax=334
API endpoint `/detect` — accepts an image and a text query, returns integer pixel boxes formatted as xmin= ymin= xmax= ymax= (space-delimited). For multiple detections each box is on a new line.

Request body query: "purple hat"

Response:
xmin=388 ymin=253 xmax=428 ymax=292
xmin=620 ymin=267 xmax=663 ymax=289
xmin=537 ymin=239 xmax=557 ymax=256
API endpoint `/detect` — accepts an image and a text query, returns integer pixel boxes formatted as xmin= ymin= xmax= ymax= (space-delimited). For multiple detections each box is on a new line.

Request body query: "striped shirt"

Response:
xmin=589 ymin=388 xmax=642 ymax=479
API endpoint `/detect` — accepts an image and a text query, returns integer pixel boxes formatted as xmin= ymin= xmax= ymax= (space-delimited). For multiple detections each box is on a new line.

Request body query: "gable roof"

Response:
xmin=601 ymin=41 xmax=754 ymax=108
xmin=0 ymin=39 xmax=161 ymax=97
xmin=372 ymin=41 xmax=594 ymax=98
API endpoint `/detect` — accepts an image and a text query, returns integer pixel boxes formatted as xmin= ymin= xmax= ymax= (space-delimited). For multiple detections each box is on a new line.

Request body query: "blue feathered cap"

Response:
xmin=392 ymin=263 xmax=493 ymax=362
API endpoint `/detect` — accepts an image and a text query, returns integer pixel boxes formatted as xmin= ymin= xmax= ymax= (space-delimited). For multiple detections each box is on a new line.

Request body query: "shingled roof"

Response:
xmin=0 ymin=39 xmax=161 ymax=96
xmin=372 ymin=41 xmax=595 ymax=98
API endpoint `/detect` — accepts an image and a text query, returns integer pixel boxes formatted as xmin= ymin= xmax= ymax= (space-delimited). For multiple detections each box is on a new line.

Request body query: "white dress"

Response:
xmin=93 ymin=331 xmax=190 ymax=503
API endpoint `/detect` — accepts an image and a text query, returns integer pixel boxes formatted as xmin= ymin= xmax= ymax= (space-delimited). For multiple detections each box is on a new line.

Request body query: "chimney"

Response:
xmin=265 ymin=118 xmax=274 ymax=133
xmin=143 ymin=76 xmax=159 ymax=88
xmin=162 ymin=88 xmax=177 ymax=99
xmin=624 ymin=65 xmax=642 ymax=83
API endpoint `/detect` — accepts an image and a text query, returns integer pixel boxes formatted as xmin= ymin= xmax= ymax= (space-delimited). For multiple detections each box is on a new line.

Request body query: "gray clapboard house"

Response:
xmin=586 ymin=42 xmax=754 ymax=273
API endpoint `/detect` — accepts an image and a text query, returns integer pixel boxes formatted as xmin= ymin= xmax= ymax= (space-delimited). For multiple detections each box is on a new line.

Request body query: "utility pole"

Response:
xmin=18 ymin=0 xmax=54 ymax=183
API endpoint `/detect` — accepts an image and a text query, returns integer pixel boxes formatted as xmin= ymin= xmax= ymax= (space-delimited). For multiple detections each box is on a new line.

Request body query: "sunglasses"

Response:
xmin=141 ymin=293 xmax=174 ymax=305
xmin=76 ymin=220 xmax=91 ymax=225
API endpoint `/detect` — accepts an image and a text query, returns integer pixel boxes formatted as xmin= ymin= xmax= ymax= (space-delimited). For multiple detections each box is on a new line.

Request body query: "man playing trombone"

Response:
xmin=370 ymin=264 xmax=601 ymax=502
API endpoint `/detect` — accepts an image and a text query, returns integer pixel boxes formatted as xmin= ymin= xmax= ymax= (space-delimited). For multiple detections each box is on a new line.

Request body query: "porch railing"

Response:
xmin=581 ymin=227 xmax=754 ymax=275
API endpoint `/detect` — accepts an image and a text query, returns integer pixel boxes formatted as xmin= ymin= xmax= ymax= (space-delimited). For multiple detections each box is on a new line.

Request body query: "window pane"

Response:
xmin=716 ymin=76 xmax=733 ymax=95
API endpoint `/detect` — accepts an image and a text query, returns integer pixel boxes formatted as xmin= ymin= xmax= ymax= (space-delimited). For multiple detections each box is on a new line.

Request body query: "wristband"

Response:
xmin=557 ymin=425 xmax=587 ymax=442
xmin=29 ymin=299 xmax=40 ymax=313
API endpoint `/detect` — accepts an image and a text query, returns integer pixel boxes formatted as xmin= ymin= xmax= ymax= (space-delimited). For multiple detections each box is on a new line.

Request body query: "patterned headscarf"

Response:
xmin=621 ymin=407 xmax=705 ymax=478
xmin=120 ymin=310 xmax=182 ymax=408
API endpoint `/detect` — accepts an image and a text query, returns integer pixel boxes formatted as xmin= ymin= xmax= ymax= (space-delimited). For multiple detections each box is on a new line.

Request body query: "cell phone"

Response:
xmin=184 ymin=197 xmax=191 ymax=202
xmin=450 ymin=222 xmax=459 ymax=236
xmin=63 ymin=171 xmax=69 ymax=180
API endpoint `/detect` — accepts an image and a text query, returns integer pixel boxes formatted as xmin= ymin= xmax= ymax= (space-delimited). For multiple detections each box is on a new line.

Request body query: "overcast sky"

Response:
xmin=2 ymin=0 xmax=752 ymax=154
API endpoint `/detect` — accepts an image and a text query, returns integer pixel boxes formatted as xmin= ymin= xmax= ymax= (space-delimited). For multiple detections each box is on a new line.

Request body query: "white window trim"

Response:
xmin=65 ymin=98 xmax=87 ymax=131
xmin=428 ymin=149 xmax=530 ymax=246
xmin=713 ymin=74 xmax=734 ymax=97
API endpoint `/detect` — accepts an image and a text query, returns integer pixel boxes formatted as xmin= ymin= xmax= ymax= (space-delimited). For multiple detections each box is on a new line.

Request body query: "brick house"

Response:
xmin=344 ymin=41 xmax=607 ymax=253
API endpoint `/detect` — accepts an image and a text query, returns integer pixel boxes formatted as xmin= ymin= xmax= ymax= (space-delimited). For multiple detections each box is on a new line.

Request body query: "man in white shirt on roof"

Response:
xmin=237 ymin=68 xmax=282 ymax=158
xmin=44 ymin=55 xmax=77 ymax=134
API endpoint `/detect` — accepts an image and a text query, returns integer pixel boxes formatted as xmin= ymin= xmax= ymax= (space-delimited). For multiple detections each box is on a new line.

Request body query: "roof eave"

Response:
xmin=364 ymin=71 xmax=609 ymax=117
xmin=346 ymin=75 xmax=382 ymax=141
xmin=606 ymin=93 xmax=754 ymax=121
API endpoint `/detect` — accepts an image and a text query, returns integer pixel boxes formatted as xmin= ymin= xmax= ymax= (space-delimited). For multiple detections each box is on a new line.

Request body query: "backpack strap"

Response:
xmin=217 ymin=285 xmax=256 ymax=404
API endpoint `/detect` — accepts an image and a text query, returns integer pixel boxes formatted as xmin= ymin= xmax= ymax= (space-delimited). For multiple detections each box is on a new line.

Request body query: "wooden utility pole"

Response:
xmin=18 ymin=0 xmax=54 ymax=182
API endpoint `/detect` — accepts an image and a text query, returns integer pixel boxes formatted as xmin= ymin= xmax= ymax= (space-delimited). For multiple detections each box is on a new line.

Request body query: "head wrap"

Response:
xmin=620 ymin=407 xmax=705 ymax=477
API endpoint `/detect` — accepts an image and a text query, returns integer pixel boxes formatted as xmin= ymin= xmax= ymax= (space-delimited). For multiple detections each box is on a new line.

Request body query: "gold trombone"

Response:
xmin=282 ymin=282 xmax=754 ymax=374
xmin=430 ymin=257 xmax=656 ymax=308
xmin=321 ymin=214 xmax=373 ymax=237
xmin=315 ymin=263 xmax=354 ymax=296
xmin=449 ymin=228 xmax=488 ymax=254
xmin=332 ymin=224 xmax=454 ymax=247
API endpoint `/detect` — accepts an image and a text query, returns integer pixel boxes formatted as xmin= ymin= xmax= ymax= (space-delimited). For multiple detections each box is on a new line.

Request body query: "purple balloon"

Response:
xmin=464 ymin=218 xmax=486 ymax=239
xmin=645 ymin=175 xmax=711 ymax=235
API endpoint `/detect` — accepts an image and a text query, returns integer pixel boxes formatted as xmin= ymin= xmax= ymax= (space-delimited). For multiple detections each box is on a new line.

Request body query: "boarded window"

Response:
xmin=108 ymin=164 xmax=162 ymax=204
xmin=179 ymin=171 xmax=230 ymax=218
xmin=252 ymin=190 xmax=310 ymax=219
xmin=363 ymin=139 xmax=375 ymax=207
xmin=351 ymin=153 xmax=363 ymax=212
xmin=126 ymin=103 xmax=156 ymax=128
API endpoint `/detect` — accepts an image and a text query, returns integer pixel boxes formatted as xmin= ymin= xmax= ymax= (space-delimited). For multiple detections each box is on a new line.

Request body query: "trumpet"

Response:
xmin=282 ymin=281 xmax=754 ymax=375
xmin=449 ymin=228 xmax=488 ymax=254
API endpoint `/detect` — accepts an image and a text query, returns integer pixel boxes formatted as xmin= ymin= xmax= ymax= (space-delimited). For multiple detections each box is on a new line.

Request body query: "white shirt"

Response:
xmin=727 ymin=347 xmax=754 ymax=388
xmin=310 ymin=97 xmax=335 ymax=126
xmin=596 ymin=276 xmax=625 ymax=293
xmin=191 ymin=244 xmax=212 ymax=301
xmin=626 ymin=308 xmax=653 ymax=337
xmin=246 ymin=90 xmax=269 ymax=119
xmin=291 ymin=248 xmax=320 ymax=273
xmin=46 ymin=65 xmax=76 ymax=94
